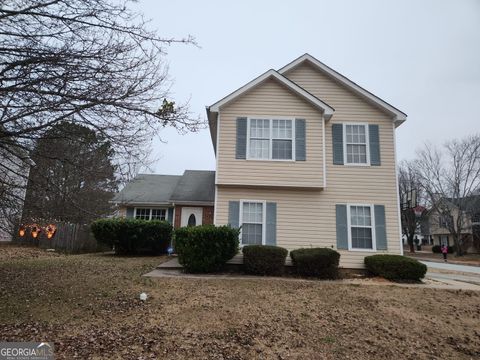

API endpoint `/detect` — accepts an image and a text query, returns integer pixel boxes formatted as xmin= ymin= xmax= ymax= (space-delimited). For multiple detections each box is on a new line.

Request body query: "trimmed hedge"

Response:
xmin=175 ymin=225 xmax=239 ymax=273
xmin=290 ymin=248 xmax=340 ymax=279
xmin=242 ymin=245 xmax=288 ymax=276
xmin=364 ymin=255 xmax=427 ymax=281
xmin=432 ymin=245 xmax=455 ymax=254
xmin=91 ymin=218 xmax=172 ymax=255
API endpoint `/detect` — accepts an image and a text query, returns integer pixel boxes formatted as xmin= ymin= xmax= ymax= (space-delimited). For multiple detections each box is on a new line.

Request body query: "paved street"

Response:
xmin=420 ymin=260 xmax=480 ymax=275
xmin=420 ymin=261 xmax=480 ymax=290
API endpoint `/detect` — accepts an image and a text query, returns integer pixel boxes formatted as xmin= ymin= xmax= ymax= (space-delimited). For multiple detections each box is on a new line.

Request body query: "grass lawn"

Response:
xmin=1 ymin=244 xmax=479 ymax=359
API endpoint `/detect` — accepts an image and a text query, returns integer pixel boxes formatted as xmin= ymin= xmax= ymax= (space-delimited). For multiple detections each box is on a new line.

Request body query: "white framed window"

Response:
xmin=344 ymin=124 xmax=369 ymax=165
xmin=247 ymin=118 xmax=295 ymax=160
xmin=347 ymin=204 xmax=376 ymax=251
xmin=135 ymin=208 xmax=166 ymax=221
xmin=135 ymin=208 xmax=150 ymax=220
xmin=240 ymin=200 xmax=266 ymax=245
xmin=151 ymin=209 xmax=166 ymax=220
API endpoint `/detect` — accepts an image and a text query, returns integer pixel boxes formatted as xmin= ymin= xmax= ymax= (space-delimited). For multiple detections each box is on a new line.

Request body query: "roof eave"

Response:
xmin=206 ymin=107 xmax=217 ymax=154
xmin=208 ymin=69 xmax=334 ymax=116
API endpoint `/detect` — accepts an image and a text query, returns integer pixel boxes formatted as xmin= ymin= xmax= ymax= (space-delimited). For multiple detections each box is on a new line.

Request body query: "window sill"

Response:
xmin=348 ymin=248 xmax=377 ymax=252
xmin=343 ymin=163 xmax=371 ymax=167
xmin=244 ymin=158 xmax=296 ymax=162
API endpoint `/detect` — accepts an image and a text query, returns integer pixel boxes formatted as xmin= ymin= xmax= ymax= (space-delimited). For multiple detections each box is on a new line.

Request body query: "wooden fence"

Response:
xmin=16 ymin=222 xmax=100 ymax=253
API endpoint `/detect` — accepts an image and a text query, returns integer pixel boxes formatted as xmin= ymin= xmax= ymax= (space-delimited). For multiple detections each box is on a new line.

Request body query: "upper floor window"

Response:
xmin=345 ymin=124 xmax=369 ymax=164
xmin=438 ymin=214 xmax=450 ymax=228
xmin=248 ymin=118 xmax=294 ymax=160
xmin=135 ymin=208 xmax=166 ymax=221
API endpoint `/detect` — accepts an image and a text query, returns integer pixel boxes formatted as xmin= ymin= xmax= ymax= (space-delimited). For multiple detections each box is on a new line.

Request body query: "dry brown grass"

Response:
xmin=1 ymin=244 xmax=479 ymax=359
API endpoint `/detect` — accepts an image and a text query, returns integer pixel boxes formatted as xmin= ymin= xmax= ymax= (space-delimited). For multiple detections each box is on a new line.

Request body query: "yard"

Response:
xmin=1 ymin=244 xmax=479 ymax=359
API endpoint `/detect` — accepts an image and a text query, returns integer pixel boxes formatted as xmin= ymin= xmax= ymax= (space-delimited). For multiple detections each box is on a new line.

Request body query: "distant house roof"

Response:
xmin=112 ymin=170 xmax=216 ymax=206
xmin=170 ymin=170 xmax=215 ymax=205
xmin=112 ymin=174 xmax=181 ymax=205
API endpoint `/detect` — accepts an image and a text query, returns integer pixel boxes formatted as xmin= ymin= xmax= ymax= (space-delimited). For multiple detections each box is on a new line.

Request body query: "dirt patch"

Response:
xmin=1 ymin=246 xmax=479 ymax=359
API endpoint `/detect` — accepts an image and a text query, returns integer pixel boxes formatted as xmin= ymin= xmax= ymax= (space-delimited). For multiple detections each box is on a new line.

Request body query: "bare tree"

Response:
xmin=0 ymin=0 xmax=202 ymax=235
xmin=398 ymin=160 xmax=426 ymax=253
xmin=413 ymin=135 xmax=480 ymax=256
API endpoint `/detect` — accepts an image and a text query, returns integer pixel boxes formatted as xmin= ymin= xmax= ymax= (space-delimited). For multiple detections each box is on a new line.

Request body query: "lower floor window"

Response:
xmin=241 ymin=201 xmax=264 ymax=245
xmin=349 ymin=205 xmax=374 ymax=250
xmin=151 ymin=209 xmax=166 ymax=220
xmin=135 ymin=208 xmax=166 ymax=221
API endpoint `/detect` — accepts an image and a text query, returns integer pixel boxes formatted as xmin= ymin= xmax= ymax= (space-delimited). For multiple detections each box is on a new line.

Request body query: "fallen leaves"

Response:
xmin=0 ymin=245 xmax=479 ymax=359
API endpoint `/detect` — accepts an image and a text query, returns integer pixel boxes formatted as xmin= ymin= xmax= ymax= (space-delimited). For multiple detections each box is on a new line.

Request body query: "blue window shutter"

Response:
xmin=126 ymin=207 xmax=134 ymax=218
xmin=336 ymin=204 xmax=348 ymax=249
xmin=228 ymin=201 xmax=240 ymax=228
xmin=167 ymin=208 xmax=174 ymax=224
xmin=236 ymin=117 xmax=247 ymax=159
xmin=374 ymin=205 xmax=387 ymax=250
xmin=332 ymin=124 xmax=344 ymax=165
xmin=265 ymin=202 xmax=277 ymax=245
xmin=295 ymin=119 xmax=306 ymax=161
xmin=369 ymin=124 xmax=381 ymax=166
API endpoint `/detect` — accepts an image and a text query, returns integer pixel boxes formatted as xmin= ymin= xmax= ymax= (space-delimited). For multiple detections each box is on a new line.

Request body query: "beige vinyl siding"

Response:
xmin=217 ymin=78 xmax=324 ymax=188
xmin=215 ymin=62 xmax=402 ymax=268
xmin=283 ymin=62 xmax=390 ymax=121
xmin=217 ymin=186 xmax=401 ymax=268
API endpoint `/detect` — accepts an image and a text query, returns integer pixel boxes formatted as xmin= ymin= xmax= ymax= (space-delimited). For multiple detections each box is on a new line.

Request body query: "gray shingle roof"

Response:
xmin=170 ymin=170 xmax=215 ymax=204
xmin=112 ymin=170 xmax=216 ymax=205
xmin=112 ymin=174 xmax=181 ymax=205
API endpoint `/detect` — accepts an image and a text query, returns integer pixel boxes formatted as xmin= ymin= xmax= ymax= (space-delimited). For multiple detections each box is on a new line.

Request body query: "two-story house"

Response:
xmin=424 ymin=195 xmax=480 ymax=252
xmin=114 ymin=54 xmax=407 ymax=268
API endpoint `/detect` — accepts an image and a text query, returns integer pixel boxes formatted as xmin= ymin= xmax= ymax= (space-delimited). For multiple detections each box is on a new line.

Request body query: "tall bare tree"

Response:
xmin=398 ymin=160 xmax=426 ymax=253
xmin=0 ymin=0 xmax=201 ymax=235
xmin=413 ymin=135 xmax=480 ymax=255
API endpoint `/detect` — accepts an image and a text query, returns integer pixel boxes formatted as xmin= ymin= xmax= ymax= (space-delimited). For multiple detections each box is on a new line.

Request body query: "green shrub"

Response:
xmin=242 ymin=245 xmax=288 ymax=276
xmin=432 ymin=245 xmax=455 ymax=254
xmin=91 ymin=218 xmax=172 ymax=255
xmin=174 ymin=225 xmax=239 ymax=273
xmin=290 ymin=248 xmax=340 ymax=279
xmin=364 ymin=255 xmax=427 ymax=281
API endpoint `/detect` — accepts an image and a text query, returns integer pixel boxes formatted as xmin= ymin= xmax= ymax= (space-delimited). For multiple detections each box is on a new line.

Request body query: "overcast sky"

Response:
xmin=135 ymin=0 xmax=480 ymax=175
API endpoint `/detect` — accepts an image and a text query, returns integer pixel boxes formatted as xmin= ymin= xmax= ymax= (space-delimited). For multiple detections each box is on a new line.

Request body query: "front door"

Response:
xmin=181 ymin=207 xmax=203 ymax=227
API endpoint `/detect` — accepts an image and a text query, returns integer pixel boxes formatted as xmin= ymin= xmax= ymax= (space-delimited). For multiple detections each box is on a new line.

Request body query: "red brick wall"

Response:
xmin=202 ymin=206 xmax=214 ymax=225
xmin=173 ymin=205 xmax=214 ymax=229
xmin=174 ymin=205 xmax=183 ymax=229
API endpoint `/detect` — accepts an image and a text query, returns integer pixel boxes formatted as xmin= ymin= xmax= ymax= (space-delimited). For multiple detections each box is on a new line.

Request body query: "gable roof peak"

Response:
xmin=208 ymin=68 xmax=334 ymax=118
xmin=279 ymin=54 xmax=407 ymax=126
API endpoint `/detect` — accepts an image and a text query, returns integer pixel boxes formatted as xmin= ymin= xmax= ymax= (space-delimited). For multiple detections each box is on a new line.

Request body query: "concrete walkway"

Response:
xmin=146 ymin=258 xmax=480 ymax=291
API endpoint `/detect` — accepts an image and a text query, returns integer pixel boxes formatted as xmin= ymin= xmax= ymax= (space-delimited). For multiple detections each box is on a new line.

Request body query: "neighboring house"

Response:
xmin=113 ymin=170 xmax=215 ymax=228
xmin=424 ymin=196 xmax=480 ymax=252
xmin=206 ymin=53 xmax=407 ymax=268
